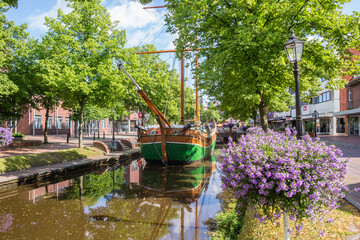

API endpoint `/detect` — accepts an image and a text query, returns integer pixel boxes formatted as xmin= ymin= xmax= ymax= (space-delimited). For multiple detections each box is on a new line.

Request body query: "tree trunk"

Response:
xmin=97 ymin=120 xmax=100 ymax=139
xmin=79 ymin=101 xmax=85 ymax=148
xmin=258 ymin=90 xmax=268 ymax=131
xmin=87 ymin=121 xmax=90 ymax=136
xmin=74 ymin=121 xmax=77 ymax=138
xmin=44 ymin=107 xmax=50 ymax=144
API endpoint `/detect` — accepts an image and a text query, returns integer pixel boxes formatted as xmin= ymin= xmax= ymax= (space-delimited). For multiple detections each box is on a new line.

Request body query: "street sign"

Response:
xmin=138 ymin=112 xmax=142 ymax=118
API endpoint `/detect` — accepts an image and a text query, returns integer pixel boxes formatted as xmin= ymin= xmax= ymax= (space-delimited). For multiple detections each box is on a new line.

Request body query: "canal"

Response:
xmin=0 ymin=155 xmax=223 ymax=239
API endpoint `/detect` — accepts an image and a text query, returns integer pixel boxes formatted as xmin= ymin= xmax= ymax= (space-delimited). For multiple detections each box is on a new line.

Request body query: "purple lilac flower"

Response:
xmin=219 ymin=127 xmax=348 ymax=233
xmin=0 ymin=128 xmax=14 ymax=149
xmin=0 ymin=214 xmax=14 ymax=232
xmin=319 ymin=230 xmax=327 ymax=237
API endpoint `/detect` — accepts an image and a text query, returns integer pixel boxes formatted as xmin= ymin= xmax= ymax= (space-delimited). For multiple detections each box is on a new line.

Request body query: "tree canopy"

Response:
xmin=163 ymin=0 xmax=360 ymax=130
xmin=0 ymin=2 xmax=33 ymax=122
xmin=39 ymin=0 xmax=126 ymax=147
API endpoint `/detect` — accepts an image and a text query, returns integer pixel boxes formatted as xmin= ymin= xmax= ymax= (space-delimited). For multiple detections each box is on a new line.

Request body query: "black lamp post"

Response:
xmin=312 ymin=110 xmax=319 ymax=138
xmin=284 ymin=30 xmax=304 ymax=139
xmin=112 ymin=109 xmax=115 ymax=141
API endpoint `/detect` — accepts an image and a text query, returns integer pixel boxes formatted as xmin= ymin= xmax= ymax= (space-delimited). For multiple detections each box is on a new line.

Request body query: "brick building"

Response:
xmin=269 ymin=48 xmax=360 ymax=136
xmin=14 ymin=103 xmax=76 ymax=135
xmin=3 ymin=102 xmax=140 ymax=136
xmin=333 ymin=49 xmax=360 ymax=136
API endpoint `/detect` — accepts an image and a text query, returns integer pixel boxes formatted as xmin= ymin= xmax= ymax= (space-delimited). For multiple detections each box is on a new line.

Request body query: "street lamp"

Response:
xmin=284 ymin=30 xmax=304 ymax=139
xmin=112 ymin=109 xmax=115 ymax=141
xmin=312 ymin=110 xmax=319 ymax=138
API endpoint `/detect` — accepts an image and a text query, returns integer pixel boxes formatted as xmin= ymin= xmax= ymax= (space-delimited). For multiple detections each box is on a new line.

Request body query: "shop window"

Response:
xmin=336 ymin=118 xmax=345 ymax=133
xmin=47 ymin=116 xmax=53 ymax=129
xmin=34 ymin=115 xmax=42 ymax=129
xmin=349 ymin=117 xmax=359 ymax=135
xmin=319 ymin=119 xmax=330 ymax=133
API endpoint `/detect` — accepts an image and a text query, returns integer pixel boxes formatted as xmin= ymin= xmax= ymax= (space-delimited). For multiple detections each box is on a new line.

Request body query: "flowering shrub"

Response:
xmin=219 ymin=127 xmax=348 ymax=230
xmin=0 ymin=214 xmax=13 ymax=232
xmin=0 ymin=127 xmax=14 ymax=148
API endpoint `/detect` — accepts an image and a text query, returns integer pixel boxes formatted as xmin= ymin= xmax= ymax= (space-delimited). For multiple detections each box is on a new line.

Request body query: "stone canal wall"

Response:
xmin=0 ymin=148 xmax=141 ymax=190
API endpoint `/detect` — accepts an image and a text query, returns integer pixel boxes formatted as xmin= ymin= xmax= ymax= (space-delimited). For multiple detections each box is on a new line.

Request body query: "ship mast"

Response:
xmin=136 ymin=49 xmax=200 ymax=125
xmin=140 ymin=5 xmax=200 ymax=126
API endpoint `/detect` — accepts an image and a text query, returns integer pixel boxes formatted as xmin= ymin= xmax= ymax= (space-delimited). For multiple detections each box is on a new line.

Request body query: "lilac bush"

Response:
xmin=0 ymin=127 xmax=14 ymax=149
xmin=0 ymin=214 xmax=13 ymax=232
xmin=219 ymin=127 xmax=348 ymax=226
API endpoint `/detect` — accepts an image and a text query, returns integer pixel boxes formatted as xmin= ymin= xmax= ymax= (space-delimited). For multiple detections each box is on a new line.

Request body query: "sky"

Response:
xmin=4 ymin=0 xmax=360 ymax=91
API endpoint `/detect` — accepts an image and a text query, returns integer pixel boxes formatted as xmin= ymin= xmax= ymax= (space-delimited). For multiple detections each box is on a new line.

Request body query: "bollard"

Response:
xmin=93 ymin=131 xmax=95 ymax=140
xmin=103 ymin=131 xmax=105 ymax=140
xmin=67 ymin=132 xmax=70 ymax=143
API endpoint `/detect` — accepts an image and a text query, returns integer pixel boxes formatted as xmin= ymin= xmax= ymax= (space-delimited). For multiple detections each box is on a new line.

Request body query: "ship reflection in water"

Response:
xmin=0 ymin=155 xmax=222 ymax=239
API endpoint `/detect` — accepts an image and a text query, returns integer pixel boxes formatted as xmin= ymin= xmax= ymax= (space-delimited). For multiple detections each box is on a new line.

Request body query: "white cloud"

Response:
xmin=27 ymin=0 xmax=71 ymax=31
xmin=108 ymin=1 xmax=164 ymax=29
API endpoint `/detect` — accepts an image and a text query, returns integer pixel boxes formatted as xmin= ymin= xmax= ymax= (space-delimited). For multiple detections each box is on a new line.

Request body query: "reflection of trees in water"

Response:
xmin=64 ymin=167 xmax=125 ymax=206
xmin=0 ymin=157 xmax=221 ymax=240
xmin=86 ymin=197 xmax=178 ymax=240
xmin=0 ymin=192 xmax=88 ymax=239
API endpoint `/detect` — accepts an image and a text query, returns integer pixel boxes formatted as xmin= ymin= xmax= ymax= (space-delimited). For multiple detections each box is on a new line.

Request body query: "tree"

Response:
xmin=163 ymin=0 xmax=360 ymax=131
xmin=0 ymin=3 xmax=34 ymax=124
xmin=201 ymin=102 xmax=221 ymax=123
xmin=0 ymin=2 xmax=25 ymax=98
xmin=119 ymin=45 xmax=181 ymax=124
xmin=40 ymin=0 xmax=126 ymax=147
xmin=2 ymin=0 xmax=18 ymax=8
xmin=21 ymin=39 xmax=62 ymax=144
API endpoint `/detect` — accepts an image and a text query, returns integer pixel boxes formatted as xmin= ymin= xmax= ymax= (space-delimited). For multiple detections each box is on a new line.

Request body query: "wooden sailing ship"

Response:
xmin=119 ymin=50 xmax=216 ymax=165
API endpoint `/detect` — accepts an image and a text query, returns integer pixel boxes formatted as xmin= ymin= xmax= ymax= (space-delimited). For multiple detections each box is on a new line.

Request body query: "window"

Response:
xmin=314 ymin=91 xmax=331 ymax=104
xmin=65 ymin=117 xmax=71 ymax=129
xmin=47 ymin=116 xmax=53 ymax=129
xmin=34 ymin=115 xmax=41 ymax=129
xmin=348 ymin=89 xmax=352 ymax=102
xmin=320 ymin=119 xmax=330 ymax=133
xmin=56 ymin=116 xmax=63 ymax=129
xmin=102 ymin=120 xmax=105 ymax=129
xmin=336 ymin=118 xmax=345 ymax=133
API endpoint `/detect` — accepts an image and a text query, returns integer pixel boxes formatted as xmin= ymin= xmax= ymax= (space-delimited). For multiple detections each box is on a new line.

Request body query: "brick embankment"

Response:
xmin=0 ymin=148 xmax=141 ymax=190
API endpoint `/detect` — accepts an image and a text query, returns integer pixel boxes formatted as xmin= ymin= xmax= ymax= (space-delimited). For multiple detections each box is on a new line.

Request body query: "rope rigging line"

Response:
xmin=164 ymin=54 xmax=176 ymax=117
xmin=124 ymin=63 xmax=166 ymax=165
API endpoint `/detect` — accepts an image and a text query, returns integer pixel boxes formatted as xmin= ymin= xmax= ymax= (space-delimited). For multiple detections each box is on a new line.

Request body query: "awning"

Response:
xmin=333 ymin=107 xmax=360 ymax=116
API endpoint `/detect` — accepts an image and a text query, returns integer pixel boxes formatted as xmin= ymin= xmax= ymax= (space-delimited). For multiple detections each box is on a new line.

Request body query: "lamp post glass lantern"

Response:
xmin=284 ymin=30 xmax=304 ymax=140
xmin=312 ymin=110 xmax=319 ymax=137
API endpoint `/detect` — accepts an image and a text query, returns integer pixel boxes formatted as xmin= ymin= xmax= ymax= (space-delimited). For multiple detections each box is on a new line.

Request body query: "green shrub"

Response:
xmin=305 ymin=121 xmax=315 ymax=133
xmin=12 ymin=132 xmax=25 ymax=138
xmin=278 ymin=126 xmax=285 ymax=131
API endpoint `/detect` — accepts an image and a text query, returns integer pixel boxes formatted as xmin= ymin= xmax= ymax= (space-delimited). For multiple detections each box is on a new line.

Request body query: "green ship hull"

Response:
xmin=140 ymin=139 xmax=216 ymax=164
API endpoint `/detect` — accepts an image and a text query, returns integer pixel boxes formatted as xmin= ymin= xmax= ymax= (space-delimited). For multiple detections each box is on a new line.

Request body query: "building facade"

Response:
xmin=3 ymin=102 xmax=140 ymax=136
xmin=269 ymin=49 xmax=360 ymax=136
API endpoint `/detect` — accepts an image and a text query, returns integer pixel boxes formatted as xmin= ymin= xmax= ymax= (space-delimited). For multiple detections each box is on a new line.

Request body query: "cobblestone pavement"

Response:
xmin=0 ymin=134 xmax=137 ymax=158
xmin=319 ymin=136 xmax=360 ymax=211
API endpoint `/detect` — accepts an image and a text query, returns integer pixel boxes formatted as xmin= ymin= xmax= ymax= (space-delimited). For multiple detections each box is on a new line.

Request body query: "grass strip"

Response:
xmin=0 ymin=147 xmax=105 ymax=173
xmin=209 ymin=198 xmax=360 ymax=240
xmin=238 ymin=199 xmax=360 ymax=239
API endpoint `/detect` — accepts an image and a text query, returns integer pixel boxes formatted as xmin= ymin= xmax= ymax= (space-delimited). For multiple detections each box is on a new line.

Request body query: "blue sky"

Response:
xmin=5 ymin=0 xmax=360 ymax=89
xmin=6 ymin=0 xmax=360 ymax=47
xmin=6 ymin=0 xmax=173 ymax=49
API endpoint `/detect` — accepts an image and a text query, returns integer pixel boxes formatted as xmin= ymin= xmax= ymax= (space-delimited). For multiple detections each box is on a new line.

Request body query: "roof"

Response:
xmin=347 ymin=77 xmax=360 ymax=87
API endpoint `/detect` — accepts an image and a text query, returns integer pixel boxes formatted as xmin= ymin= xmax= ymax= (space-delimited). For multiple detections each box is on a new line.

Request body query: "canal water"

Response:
xmin=0 ymin=155 xmax=224 ymax=239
